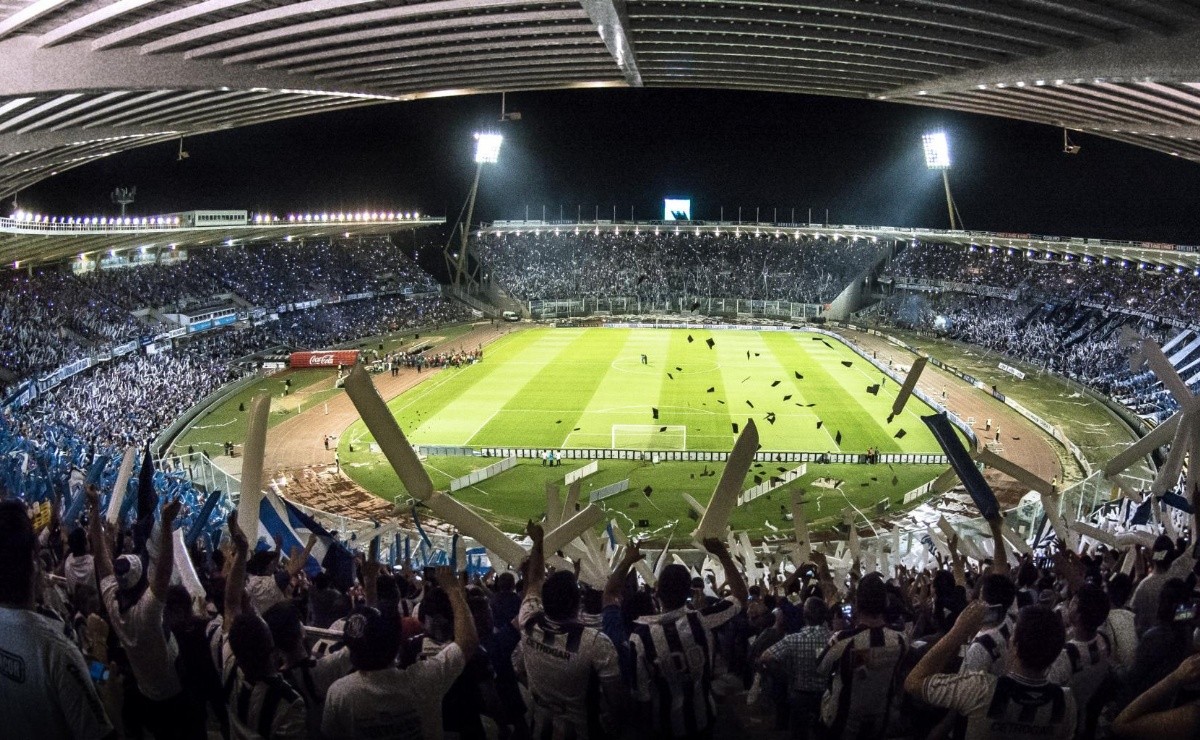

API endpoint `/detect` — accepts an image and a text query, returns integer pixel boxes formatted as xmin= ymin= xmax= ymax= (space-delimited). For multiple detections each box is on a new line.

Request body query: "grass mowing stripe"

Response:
xmin=469 ymin=330 xmax=630 ymax=447
xmin=658 ymin=329 xmax=732 ymax=448
xmin=572 ymin=329 xmax=671 ymax=448
xmin=768 ymin=333 xmax=901 ymax=452
xmin=403 ymin=329 xmax=572 ymax=444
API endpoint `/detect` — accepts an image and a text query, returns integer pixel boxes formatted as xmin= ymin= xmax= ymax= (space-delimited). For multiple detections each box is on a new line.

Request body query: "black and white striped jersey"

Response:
xmin=816 ymin=625 xmax=908 ymax=738
xmin=628 ymin=598 xmax=741 ymax=739
xmin=921 ymin=672 xmax=1077 ymax=740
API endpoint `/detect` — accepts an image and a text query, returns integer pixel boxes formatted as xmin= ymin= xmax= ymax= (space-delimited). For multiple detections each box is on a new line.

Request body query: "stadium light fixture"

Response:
xmin=474 ymin=132 xmax=503 ymax=164
xmin=922 ymin=131 xmax=950 ymax=170
xmin=922 ymin=130 xmax=959 ymax=230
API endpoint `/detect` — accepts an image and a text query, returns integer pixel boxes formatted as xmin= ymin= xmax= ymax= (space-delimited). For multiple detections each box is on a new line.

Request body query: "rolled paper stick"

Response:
xmin=1144 ymin=339 xmax=1195 ymax=407
xmin=1040 ymin=490 xmax=1076 ymax=551
xmin=185 ymin=490 xmax=224 ymax=548
xmin=424 ymin=492 xmax=526 ymax=566
xmin=563 ymin=480 xmax=581 ymax=517
xmin=1150 ymin=410 xmax=1194 ymax=496
xmin=449 ymin=533 xmax=459 ymax=572
xmin=1120 ymin=549 xmax=1136 ymax=576
xmin=1188 ymin=419 xmax=1200 ymax=527
xmin=610 ymin=520 xmax=656 ymax=586
xmin=694 ymin=419 xmax=759 ymax=540
xmin=846 ymin=510 xmax=861 ymax=562
xmin=237 ymin=393 xmax=270 ymax=540
xmin=924 ymin=413 xmax=999 ymax=520
xmin=344 ymin=364 xmax=433 ymax=501
xmin=1104 ymin=409 xmax=1183 ymax=478
xmin=1001 ymin=521 xmax=1031 ymax=557
xmin=1109 ymin=475 xmax=1143 ymax=501
xmin=930 ymin=466 xmax=960 ymax=495
xmin=977 ymin=449 xmax=1054 ymax=496
xmin=790 ymin=490 xmax=811 ymax=561
xmin=544 ymin=504 xmax=605 ymax=554
xmin=1070 ymin=521 xmax=1119 ymax=548
xmin=891 ymin=356 xmax=928 ymax=418
xmin=106 ymin=446 xmax=138 ymax=525
xmin=172 ymin=528 xmax=206 ymax=600
xmin=1115 ymin=531 xmax=1159 ymax=549
xmin=653 ymin=534 xmax=675 ymax=579
xmin=682 ymin=493 xmax=706 ymax=520
xmin=737 ymin=532 xmax=760 ymax=582
xmin=544 ymin=482 xmax=563 ymax=529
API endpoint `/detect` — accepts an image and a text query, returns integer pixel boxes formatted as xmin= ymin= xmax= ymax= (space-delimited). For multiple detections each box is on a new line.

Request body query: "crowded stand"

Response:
xmin=5 ymin=471 xmax=1200 ymax=739
xmin=878 ymin=241 xmax=1200 ymax=421
xmin=476 ymin=230 xmax=881 ymax=304
xmin=886 ymin=241 xmax=1200 ymax=326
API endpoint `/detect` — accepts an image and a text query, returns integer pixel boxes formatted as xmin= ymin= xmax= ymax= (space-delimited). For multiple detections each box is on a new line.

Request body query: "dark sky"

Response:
xmin=17 ymin=88 xmax=1200 ymax=243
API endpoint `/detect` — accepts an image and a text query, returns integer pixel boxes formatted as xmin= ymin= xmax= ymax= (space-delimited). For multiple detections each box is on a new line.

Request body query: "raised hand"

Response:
xmin=227 ymin=512 xmax=249 ymax=553
xmin=526 ymin=520 xmax=544 ymax=544
xmin=161 ymin=497 xmax=182 ymax=523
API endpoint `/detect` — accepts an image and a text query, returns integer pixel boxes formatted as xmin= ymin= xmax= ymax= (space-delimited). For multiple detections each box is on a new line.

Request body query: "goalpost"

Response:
xmin=611 ymin=424 xmax=687 ymax=451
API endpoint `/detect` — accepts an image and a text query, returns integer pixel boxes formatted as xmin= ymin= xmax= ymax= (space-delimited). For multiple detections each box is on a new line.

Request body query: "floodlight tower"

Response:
xmin=111 ymin=186 xmax=136 ymax=217
xmin=922 ymin=131 xmax=958 ymax=230
xmin=446 ymin=132 xmax=503 ymax=289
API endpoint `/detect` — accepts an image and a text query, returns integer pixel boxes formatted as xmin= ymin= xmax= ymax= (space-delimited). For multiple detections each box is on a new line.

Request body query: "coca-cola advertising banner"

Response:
xmin=289 ymin=350 xmax=359 ymax=368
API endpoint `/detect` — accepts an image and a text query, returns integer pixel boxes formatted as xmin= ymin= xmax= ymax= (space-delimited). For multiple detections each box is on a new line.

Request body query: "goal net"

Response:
xmin=611 ymin=424 xmax=687 ymax=451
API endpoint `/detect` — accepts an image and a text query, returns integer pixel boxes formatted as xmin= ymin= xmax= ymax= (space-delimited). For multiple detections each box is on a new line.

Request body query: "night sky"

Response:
xmin=16 ymin=88 xmax=1200 ymax=244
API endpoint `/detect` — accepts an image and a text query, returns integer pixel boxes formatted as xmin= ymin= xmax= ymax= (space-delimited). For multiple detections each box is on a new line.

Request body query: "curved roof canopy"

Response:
xmin=3 ymin=0 xmax=1200 ymax=200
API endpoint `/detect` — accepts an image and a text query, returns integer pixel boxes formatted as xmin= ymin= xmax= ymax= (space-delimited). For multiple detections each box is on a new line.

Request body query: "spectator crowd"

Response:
xmin=879 ymin=241 xmax=1200 ymax=422
xmin=476 ymin=230 xmax=882 ymax=306
xmin=5 ymin=473 xmax=1200 ymax=739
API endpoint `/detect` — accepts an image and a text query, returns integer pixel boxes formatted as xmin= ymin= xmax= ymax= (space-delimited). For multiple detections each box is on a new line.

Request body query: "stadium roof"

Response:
xmin=0 ymin=212 xmax=444 ymax=266
xmin=3 ymin=0 xmax=1200 ymax=200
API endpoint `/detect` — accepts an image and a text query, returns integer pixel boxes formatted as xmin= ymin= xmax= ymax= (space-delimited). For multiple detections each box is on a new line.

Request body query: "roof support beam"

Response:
xmin=579 ymin=0 xmax=643 ymax=86
xmin=883 ymin=27 xmax=1200 ymax=98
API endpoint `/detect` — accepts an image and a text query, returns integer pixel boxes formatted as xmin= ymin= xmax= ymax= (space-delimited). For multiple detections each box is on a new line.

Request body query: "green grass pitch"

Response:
xmin=343 ymin=327 xmax=943 ymax=454
xmin=340 ymin=327 xmax=949 ymax=540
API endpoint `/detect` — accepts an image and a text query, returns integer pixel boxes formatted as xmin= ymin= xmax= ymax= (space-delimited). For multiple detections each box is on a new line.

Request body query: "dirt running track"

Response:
xmin=262 ymin=324 xmax=511 ymax=504
xmin=841 ymin=329 xmax=1064 ymax=507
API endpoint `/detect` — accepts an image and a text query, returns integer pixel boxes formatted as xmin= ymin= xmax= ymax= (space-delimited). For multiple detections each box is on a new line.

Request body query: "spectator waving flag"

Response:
xmin=257 ymin=486 xmax=354 ymax=587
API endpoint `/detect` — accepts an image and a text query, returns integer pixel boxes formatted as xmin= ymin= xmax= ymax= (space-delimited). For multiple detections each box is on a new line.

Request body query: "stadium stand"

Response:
xmin=877 ymin=241 xmax=1200 ymax=422
xmin=475 ymin=230 xmax=882 ymax=304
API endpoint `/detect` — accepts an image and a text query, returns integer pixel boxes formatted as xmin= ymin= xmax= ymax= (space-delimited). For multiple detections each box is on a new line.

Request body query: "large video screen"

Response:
xmin=664 ymin=199 xmax=691 ymax=221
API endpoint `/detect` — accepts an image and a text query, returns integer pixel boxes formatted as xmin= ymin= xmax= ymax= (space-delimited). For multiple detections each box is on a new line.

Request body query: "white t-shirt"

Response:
xmin=322 ymin=642 xmax=465 ymax=740
xmin=246 ymin=573 xmax=289 ymax=615
xmin=515 ymin=594 xmax=621 ymax=739
xmin=1098 ymin=608 xmax=1137 ymax=669
xmin=0 ymin=606 xmax=113 ymax=739
xmin=64 ymin=554 xmax=95 ymax=594
xmin=100 ymin=575 xmax=182 ymax=701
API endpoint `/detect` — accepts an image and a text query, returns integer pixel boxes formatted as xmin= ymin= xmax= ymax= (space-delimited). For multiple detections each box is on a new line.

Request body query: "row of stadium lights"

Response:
xmin=967 ymin=243 xmax=1200 ymax=276
xmin=8 ymin=211 xmax=420 ymax=226
xmin=9 ymin=210 xmax=181 ymax=227
xmin=276 ymin=212 xmax=420 ymax=223
xmin=489 ymin=226 xmax=877 ymax=243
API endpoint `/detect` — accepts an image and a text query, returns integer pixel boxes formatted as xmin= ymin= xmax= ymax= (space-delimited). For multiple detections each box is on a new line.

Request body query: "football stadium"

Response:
xmin=4 ymin=3 xmax=1200 ymax=739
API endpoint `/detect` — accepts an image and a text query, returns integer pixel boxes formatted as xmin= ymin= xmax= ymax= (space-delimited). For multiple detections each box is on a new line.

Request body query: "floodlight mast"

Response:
xmin=446 ymin=132 xmax=502 ymax=289
xmin=922 ymin=131 xmax=958 ymax=231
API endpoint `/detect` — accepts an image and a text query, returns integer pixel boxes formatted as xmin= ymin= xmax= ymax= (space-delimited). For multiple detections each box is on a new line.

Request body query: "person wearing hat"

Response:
xmin=87 ymin=484 xmax=195 ymax=738
xmin=1 ymin=499 xmax=113 ymax=739
xmin=322 ymin=565 xmax=477 ymax=740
